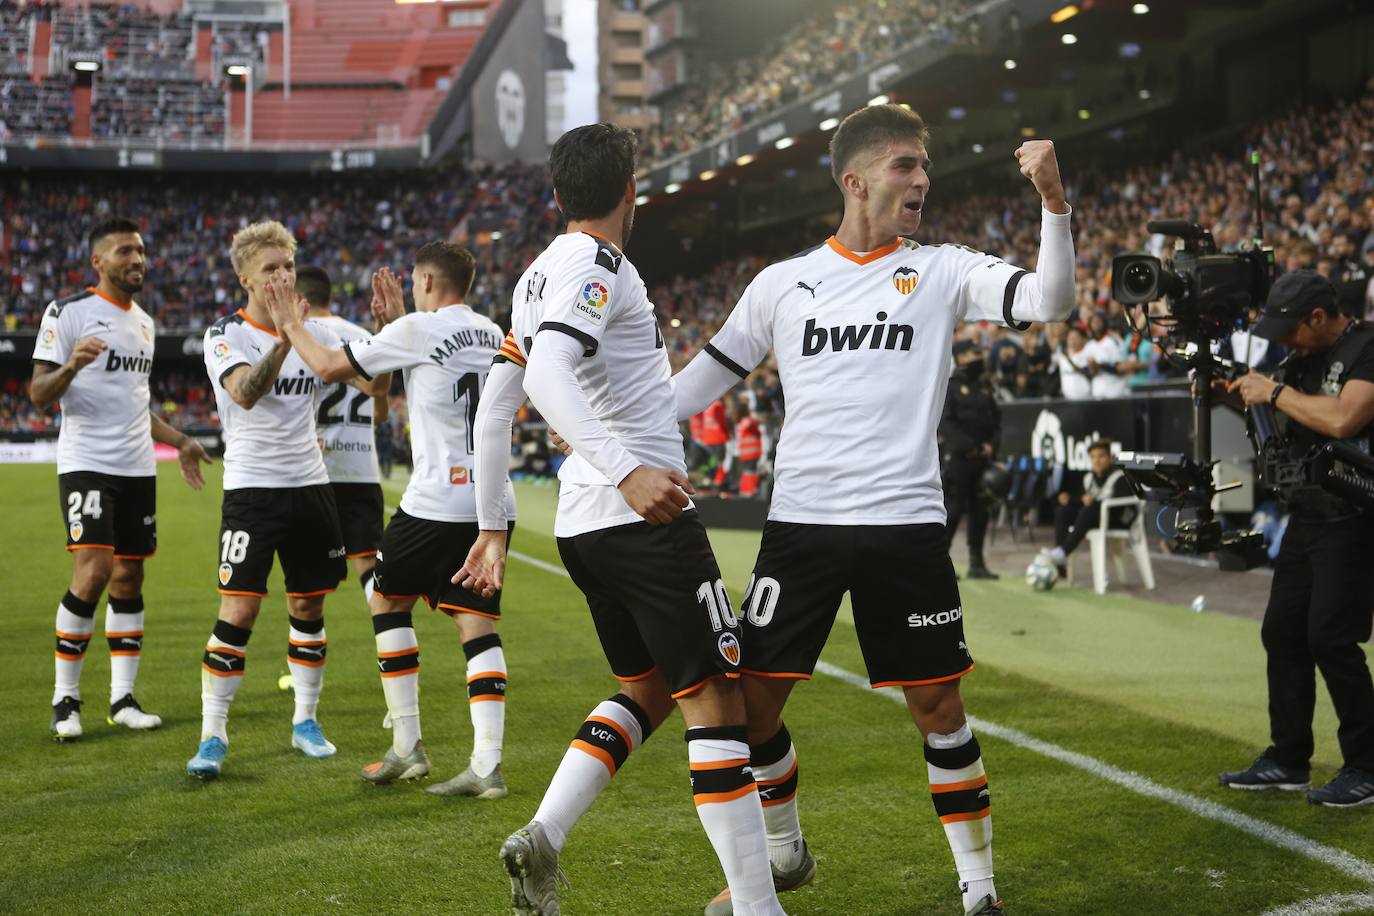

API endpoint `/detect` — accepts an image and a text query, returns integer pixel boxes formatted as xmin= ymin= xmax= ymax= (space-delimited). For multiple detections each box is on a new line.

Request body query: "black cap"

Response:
xmin=952 ymin=339 xmax=981 ymax=357
xmin=1252 ymin=269 xmax=1338 ymax=341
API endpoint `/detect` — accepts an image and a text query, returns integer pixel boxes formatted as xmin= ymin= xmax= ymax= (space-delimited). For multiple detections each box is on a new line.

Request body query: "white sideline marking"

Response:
xmin=502 ymin=549 xmax=1374 ymax=893
xmin=1259 ymin=891 xmax=1374 ymax=916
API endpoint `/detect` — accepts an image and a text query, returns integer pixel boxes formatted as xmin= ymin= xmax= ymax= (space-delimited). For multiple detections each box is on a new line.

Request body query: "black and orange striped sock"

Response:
xmin=687 ymin=725 xmax=777 ymax=910
xmin=53 ymin=590 xmax=97 ymax=705
xmin=925 ymin=723 xmax=995 ymax=910
xmin=464 ymin=634 xmax=507 ymax=776
xmin=201 ymin=619 xmax=250 ymax=743
xmin=751 ymin=722 xmax=805 ymax=871
xmin=287 ymin=615 xmax=326 ymax=725
xmin=532 ymin=693 xmax=653 ymax=852
xmin=374 ymin=611 xmax=420 ymax=754
xmin=106 ymin=595 xmax=144 ymax=704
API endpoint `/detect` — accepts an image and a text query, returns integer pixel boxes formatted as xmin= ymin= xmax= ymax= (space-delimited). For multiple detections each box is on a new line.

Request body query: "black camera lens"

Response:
xmin=1122 ymin=261 xmax=1157 ymax=298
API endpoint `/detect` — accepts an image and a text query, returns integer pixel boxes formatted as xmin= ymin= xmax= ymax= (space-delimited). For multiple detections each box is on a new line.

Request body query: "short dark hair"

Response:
xmin=829 ymin=104 xmax=930 ymax=188
xmin=88 ymin=217 xmax=140 ymax=252
xmin=295 ymin=265 xmax=332 ymax=309
xmin=549 ymin=123 xmax=638 ymax=221
xmin=414 ymin=240 xmax=476 ymax=298
xmin=1088 ymin=439 xmax=1115 ymax=455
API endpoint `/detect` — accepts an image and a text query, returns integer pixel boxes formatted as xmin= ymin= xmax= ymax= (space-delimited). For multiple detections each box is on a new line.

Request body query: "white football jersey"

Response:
xmin=509 ymin=232 xmax=684 ymax=537
xmin=345 ymin=306 xmax=516 ymax=523
xmin=311 ymin=314 xmax=381 ymax=484
xmin=32 ymin=288 xmax=156 ymax=477
xmin=204 ymin=309 xmax=337 ymax=491
xmin=704 ymin=236 xmax=1035 ymax=526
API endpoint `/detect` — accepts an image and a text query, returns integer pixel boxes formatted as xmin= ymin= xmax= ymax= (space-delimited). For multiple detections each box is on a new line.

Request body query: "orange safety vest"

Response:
xmin=699 ymin=400 xmax=730 ymax=446
xmin=689 ymin=412 xmax=704 ymax=443
xmin=735 ymin=416 xmax=762 ymax=461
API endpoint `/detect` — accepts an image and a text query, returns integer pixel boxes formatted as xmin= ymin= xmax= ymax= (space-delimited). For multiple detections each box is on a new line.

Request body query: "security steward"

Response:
xmin=1218 ymin=270 xmax=1374 ymax=807
xmin=940 ymin=339 xmax=1002 ymax=579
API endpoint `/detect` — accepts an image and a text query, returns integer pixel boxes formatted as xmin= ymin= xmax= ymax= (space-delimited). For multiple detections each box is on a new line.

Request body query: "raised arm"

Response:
xmin=30 ymin=337 xmax=106 ymax=410
xmin=266 ymin=276 xmax=387 ymax=395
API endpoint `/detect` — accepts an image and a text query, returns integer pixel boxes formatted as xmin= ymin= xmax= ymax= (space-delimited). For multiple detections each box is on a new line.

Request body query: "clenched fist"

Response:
xmin=1014 ymin=140 xmax=1068 ymax=214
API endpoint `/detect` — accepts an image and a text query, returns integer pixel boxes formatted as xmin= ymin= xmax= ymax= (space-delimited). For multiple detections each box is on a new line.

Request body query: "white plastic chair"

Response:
xmin=1068 ymin=496 xmax=1156 ymax=595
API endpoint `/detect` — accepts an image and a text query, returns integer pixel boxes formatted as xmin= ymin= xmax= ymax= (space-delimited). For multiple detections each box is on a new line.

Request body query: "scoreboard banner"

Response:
xmin=0 ymin=144 xmax=423 ymax=174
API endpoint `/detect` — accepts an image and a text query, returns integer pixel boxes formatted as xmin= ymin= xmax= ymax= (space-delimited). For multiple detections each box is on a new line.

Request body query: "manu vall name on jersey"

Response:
xmin=801 ymin=312 xmax=914 ymax=356
xmin=429 ymin=328 xmax=502 ymax=367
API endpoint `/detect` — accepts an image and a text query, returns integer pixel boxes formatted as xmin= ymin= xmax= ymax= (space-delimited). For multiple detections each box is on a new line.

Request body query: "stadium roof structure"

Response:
xmin=634 ymin=0 xmax=1351 ymax=209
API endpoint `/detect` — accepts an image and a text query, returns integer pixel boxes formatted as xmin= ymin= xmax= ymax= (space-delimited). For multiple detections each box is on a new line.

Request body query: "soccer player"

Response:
xmin=459 ymin=123 xmax=784 ymax=916
xmin=266 ymin=243 xmax=517 ymax=796
xmin=31 ymin=216 xmax=211 ymax=740
xmin=186 ymin=221 xmax=386 ymax=779
xmin=665 ymin=104 xmax=1075 ymax=915
xmin=294 ymin=265 xmax=388 ymax=594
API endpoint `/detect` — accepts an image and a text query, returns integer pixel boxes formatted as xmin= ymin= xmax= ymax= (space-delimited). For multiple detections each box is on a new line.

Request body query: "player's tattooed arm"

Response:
xmin=30 ymin=336 xmax=107 ymax=409
xmin=225 ymin=342 xmax=292 ymax=409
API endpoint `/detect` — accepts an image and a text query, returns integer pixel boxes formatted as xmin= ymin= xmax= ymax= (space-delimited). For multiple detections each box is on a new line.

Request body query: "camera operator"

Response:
xmin=1216 ymin=270 xmax=1374 ymax=807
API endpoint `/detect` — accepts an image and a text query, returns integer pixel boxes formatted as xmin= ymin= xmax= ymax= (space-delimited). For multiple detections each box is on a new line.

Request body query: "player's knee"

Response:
xmin=618 ymin=674 xmax=676 ymax=728
xmin=71 ymin=550 xmax=114 ymax=598
xmin=454 ymin=611 xmax=496 ymax=641
xmin=904 ymin=681 xmax=966 ymax=735
xmin=287 ymin=595 xmax=325 ymax=620
xmin=109 ymin=559 xmax=144 ymax=597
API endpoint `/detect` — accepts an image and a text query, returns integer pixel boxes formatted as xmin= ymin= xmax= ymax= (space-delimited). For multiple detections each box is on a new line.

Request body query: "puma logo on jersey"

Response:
xmin=273 ymin=371 xmax=317 ymax=396
xmin=104 ymin=350 xmax=153 ymax=374
xmin=802 ymin=312 xmax=914 ymax=356
xmin=796 ymin=280 xmax=822 ymax=298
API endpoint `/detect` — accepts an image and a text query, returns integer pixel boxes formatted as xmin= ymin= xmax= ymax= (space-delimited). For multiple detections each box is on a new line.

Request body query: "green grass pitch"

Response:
xmin=2 ymin=462 xmax=1372 ymax=914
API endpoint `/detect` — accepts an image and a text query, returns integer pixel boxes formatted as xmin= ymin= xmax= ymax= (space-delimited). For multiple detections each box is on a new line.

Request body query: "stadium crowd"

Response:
xmin=49 ymin=2 xmax=195 ymax=82
xmin=6 ymin=83 xmax=1374 ymax=496
xmin=640 ymin=0 xmax=981 ymax=166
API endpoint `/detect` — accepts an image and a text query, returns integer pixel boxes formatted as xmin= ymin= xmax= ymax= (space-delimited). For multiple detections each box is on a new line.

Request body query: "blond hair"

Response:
xmin=230 ymin=220 xmax=297 ymax=274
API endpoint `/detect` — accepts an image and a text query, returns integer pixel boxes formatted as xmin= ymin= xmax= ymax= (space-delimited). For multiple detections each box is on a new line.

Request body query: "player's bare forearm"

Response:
xmin=150 ymin=410 xmax=212 ymax=489
xmin=149 ymin=411 xmax=187 ymax=446
xmin=29 ymin=362 xmax=77 ymax=410
xmin=231 ymin=342 xmax=292 ymax=408
xmin=373 ymin=391 xmax=390 ymax=423
xmin=349 ymin=370 xmax=389 ymax=397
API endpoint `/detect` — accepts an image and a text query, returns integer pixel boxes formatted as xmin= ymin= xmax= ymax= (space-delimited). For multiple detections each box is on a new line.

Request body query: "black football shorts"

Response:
xmin=217 ymin=485 xmax=346 ymax=597
xmin=372 ymin=508 xmax=513 ymax=618
xmin=739 ymin=521 xmax=974 ymax=687
xmin=58 ymin=471 xmax=157 ymax=558
xmin=557 ymin=510 xmax=743 ymax=698
xmin=330 ymin=482 xmax=384 ymax=558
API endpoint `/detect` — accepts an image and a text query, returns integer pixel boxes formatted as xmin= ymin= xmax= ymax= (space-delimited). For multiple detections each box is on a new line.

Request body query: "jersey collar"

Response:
xmin=825 ymin=236 xmax=903 ymax=266
xmin=237 ymin=308 xmax=278 ymax=336
xmin=86 ymin=286 xmax=134 ymax=311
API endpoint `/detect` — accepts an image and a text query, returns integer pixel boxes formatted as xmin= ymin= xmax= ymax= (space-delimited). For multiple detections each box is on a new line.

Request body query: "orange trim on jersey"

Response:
xmin=377 ymin=648 xmax=418 ymax=659
xmin=693 ymin=784 xmax=757 ymax=806
xmin=201 ymin=664 xmax=245 ymax=678
xmin=671 ymin=671 xmax=739 ymax=699
xmin=939 ymin=809 xmax=991 ymax=825
xmin=825 ymin=236 xmax=903 ymax=266
xmin=931 ymin=775 xmax=988 ymax=794
xmin=580 ymin=230 xmax=618 ymax=247
xmin=571 ymin=738 xmax=618 ymax=775
xmin=105 ymin=630 xmax=144 ymax=639
xmin=586 ymin=715 xmax=633 ymax=749
xmin=66 ymin=543 xmax=115 ymax=552
xmin=55 ymin=629 xmax=94 ymax=640
xmin=871 ymin=663 xmax=974 ymax=689
xmin=614 ymin=666 xmax=658 ymax=683
xmin=218 ymin=588 xmax=268 ymax=597
xmin=285 ymin=588 xmax=336 ymax=598
xmin=466 ymin=670 xmax=507 ymax=683
xmin=236 ymin=308 xmax=278 ymax=336
xmin=438 ymin=603 xmax=499 ymax=619
xmin=739 ymin=668 xmax=812 ymax=680
xmin=113 ymin=551 xmax=156 ymax=560
xmin=346 ymin=550 xmax=377 ymax=559
xmin=86 ymin=286 xmax=134 ymax=311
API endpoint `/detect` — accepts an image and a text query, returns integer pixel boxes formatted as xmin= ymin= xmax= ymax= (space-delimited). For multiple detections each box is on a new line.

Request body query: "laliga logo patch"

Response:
xmin=717 ymin=632 xmax=741 ymax=666
xmin=212 ymin=340 xmax=230 ymax=361
xmin=450 ymin=466 xmax=470 ymax=485
xmin=892 ymin=266 xmax=920 ymax=295
xmin=218 ymin=562 xmax=233 ymax=586
xmin=41 ymin=328 xmax=56 ymax=347
xmin=69 ymin=521 xmax=83 ymax=542
xmin=574 ymin=279 xmax=610 ymax=322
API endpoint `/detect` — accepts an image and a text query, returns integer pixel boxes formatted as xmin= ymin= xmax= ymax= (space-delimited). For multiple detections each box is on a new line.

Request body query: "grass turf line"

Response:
xmin=0 ymin=463 xmax=1369 ymax=914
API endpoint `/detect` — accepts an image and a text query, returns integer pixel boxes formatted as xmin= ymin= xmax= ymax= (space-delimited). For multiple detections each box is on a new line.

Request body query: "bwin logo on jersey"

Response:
xmin=273 ymin=371 xmax=317 ymax=396
xmin=801 ymin=312 xmax=914 ymax=356
xmin=907 ymin=607 xmax=963 ymax=628
xmin=105 ymin=350 xmax=153 ymax=373
xmin=892 ymin=266 xmax=920 ymax=295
